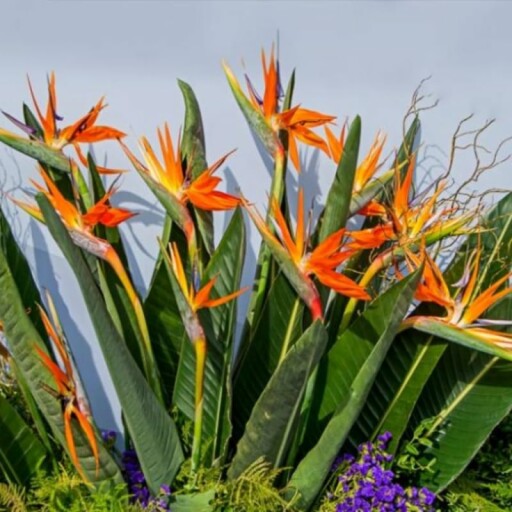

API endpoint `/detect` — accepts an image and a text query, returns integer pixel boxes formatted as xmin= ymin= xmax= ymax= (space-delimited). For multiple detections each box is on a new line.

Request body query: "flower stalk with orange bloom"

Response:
xmin=14 ymin=167 xmax=164 ymax=403
xmin=243 ymin=189 xmax=371 ymax=323
xmin=120 ymin=123 xmax=240 ymax=272
xmin=164 ymin=243 xmax=247 ymax=473
xmin=400 ymin=247 xmax=512 ymax=352
xmin=224 ymin=48 xmax=335 ymax=174
xmin=35 ymin=297 xmax=99 ymax=481
xmin=325 ymin=125 xmax=387 ymax=195
xmin=338 ymin=154 xmax=474 ymax=331
xmin=1 ymin=72 xmax=126 ymax=174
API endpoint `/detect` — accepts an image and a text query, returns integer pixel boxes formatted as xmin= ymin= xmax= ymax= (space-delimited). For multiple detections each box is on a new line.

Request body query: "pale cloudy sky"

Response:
xmin=1 ymin=0 xmax=510 ymax=430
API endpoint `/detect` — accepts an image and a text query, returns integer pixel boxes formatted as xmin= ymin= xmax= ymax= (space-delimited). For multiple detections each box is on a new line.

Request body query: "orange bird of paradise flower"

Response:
xmin=167 ymin=243 xmax=247 ymax=471
xmin=123 ymin=123 xmax=240 ymax=212
xmin=2 ymin=72 xmax=126 ymax=173
xmin=402 ymin=247 xmax=512 ymax=348
xmin=224 ymin=46 xmax=335 ymax=172
xmin=325 ymin=125 xmax=387 ymax=195
xmin=35 ymin=304 xmax=99 ymax=480
xmin=349 ymin=155 xmax=472 ymax=252
xmin=120 ymin=123 xmax=240 ymax=252
xmin=244 ymin=189 xmax=370 ymax=320
xmin=12 ymin=168 xmax=164 ymax=400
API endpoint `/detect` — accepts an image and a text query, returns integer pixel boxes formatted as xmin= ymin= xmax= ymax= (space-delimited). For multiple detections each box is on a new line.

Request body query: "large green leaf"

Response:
xmin=232 ymin=274 xmax=304 ymax=440
xmin=316 ymin=116 xmax=360 ymax=242
xmin=0 ymin=129 xmax=72 ymax=172
xmin=172 ymin=208 xmax=245 ymax=464
xmin=0 ymin=202 xmax=55 ymax=452
xmin=0 ymin=247 xmax=122 ymax=485
xmin=37 ymin=194 xmax=184 ymax=493
xmin=0 ymin=394 xmax=48 ymax=485
xmin=288 ymin=270 xmax=420 ymax=510
xmin=229 ymin=321 xmax=327 ymax=480
xmin=0 ymin=203 xmax=46 ymax=343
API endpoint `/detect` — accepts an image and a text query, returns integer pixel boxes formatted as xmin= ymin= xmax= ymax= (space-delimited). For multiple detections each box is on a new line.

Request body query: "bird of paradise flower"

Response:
xmin=1 ymin=72 xmax=125 ymax=174
xmin=164 ymin=243 xmax=247 ymax=473
xmin=13 ymin=168 xmax=164 ymax=402
xmin=35 ymin=297 xmax=99 ymax=480
xmin=223 ymin=46 xmax=335 ymax=173
xmin=401 ymin=247 xmax=512 ymax=354
xmin=120 ymin=123 xmax=240 ymax=269
xmin=243 ymin=189 xmax=370 ymax=322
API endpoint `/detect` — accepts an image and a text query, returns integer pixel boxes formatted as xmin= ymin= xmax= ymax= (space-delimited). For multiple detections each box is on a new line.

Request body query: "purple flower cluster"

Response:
xmin=122 ymin=448 xmax=172 ymax=511
xmin=330 ymin=432 xmax=435 ymax=512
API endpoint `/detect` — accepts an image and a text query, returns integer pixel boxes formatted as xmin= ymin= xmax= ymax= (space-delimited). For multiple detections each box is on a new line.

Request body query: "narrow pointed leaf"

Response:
xmin=317 ymin=116 xmax=361 ymax=241
xmin=179 ymin=79 xmax=214 ymax=257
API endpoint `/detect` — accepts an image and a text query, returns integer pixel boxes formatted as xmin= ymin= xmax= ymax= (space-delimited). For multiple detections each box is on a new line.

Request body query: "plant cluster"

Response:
xmin=0 ymin=43 xmax=511 ymax=511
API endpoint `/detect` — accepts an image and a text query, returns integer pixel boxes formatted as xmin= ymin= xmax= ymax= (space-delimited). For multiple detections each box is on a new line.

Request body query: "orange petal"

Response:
xmin=74 ymin=406 xmax=100 ymax=476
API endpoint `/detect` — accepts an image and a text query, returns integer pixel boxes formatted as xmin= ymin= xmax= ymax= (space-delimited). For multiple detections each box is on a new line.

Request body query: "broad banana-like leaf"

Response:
xmin=229 ymin=321 xmax=327 ymax=480
xmin=179 ymin=80 xmax=214 ymax=258
xmin=287 ymin=270 xmax=420 ymax=510
xmin=0 ymin=129 xmax=72 ymax=172
xmin=0 ymin=394 xmax=48 ymax=485
xmin=172 ymin=208 xmax=245 ymax=464
xmin=0 ymin=247 xmax=123 ymax=485
xmin=37 ymin=194 xmax=184 ymax=493
xmin=0 ymin=202 xmax=56 ymax=451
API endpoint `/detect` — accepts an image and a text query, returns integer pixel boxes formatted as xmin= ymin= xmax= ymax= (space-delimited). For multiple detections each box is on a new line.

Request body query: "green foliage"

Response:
xmin=440 ymin=412 xmax=512 ymax=511
xmin=214 ymin=459 xmax=299 ymax=512
xmin=0 ymin=466 xmax=144 ymax=512
xmin=0 ymin=46 xmax=511 ymax=511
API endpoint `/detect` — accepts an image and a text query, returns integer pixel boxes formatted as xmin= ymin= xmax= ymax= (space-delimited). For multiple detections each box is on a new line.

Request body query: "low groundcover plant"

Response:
xmin=0 ymin=44 xmax=511 ymax=511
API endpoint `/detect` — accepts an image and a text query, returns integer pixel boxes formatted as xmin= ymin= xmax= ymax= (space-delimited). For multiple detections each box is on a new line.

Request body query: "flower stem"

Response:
xmin=105 ymin=246 xmax=164 ymax=404
xmin=192 ymin=336 xmax=207 ymax=474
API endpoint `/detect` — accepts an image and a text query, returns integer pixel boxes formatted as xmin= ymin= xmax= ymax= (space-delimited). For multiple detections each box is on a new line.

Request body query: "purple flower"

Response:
xmin=121 ymin=448 xmax=172 ymax=510
xmin=327 ymin=432 xmax=436 ymax=511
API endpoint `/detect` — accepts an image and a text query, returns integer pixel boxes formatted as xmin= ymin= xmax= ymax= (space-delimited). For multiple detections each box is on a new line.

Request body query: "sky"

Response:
xmin=0 ymin=0 xmax=510 ymax=431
